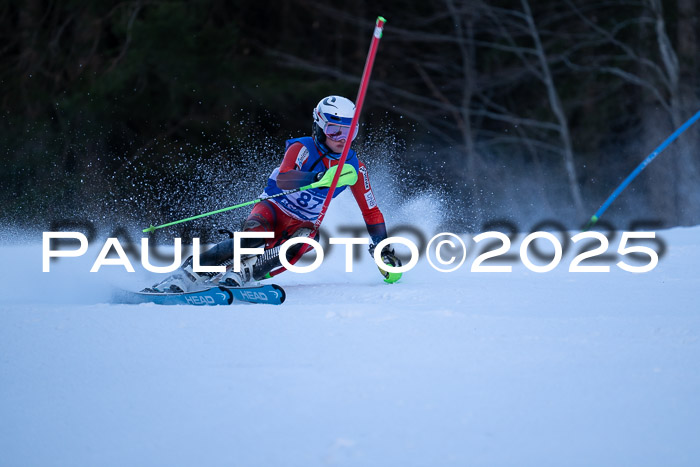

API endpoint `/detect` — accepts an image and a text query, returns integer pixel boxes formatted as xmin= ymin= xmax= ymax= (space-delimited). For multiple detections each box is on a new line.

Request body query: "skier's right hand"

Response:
xmin=312 ymin=164 xmax=358 ymax=188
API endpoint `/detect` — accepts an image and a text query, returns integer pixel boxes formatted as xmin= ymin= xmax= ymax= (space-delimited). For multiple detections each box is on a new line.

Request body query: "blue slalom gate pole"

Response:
xmin=584 ymin=109 xmax=700 ymax=231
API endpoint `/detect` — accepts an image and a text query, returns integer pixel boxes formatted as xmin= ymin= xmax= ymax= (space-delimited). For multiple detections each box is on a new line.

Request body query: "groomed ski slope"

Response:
xmin=1 ymin=208 xmax=699 ymax=466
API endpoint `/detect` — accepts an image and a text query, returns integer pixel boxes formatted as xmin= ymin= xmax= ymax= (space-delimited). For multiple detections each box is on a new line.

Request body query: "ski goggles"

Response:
xmin=322 ymin=122 xmax=358 ymax=142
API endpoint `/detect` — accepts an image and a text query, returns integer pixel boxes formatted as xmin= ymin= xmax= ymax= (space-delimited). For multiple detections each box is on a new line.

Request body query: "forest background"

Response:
xmin=1 ymin=0 xmax=698 ymax=237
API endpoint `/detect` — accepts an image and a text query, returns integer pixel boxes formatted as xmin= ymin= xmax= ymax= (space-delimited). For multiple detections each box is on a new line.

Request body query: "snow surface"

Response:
xmin=1 ymin=209 xmax=700 ymax=465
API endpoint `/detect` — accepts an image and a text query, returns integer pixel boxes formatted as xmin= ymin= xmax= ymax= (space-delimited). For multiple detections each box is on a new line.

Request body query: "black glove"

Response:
xmin=368 ymin=243 xmax=402 ymax=268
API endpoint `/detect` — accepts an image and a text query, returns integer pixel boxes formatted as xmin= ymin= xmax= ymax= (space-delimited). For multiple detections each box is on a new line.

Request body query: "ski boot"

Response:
xmin=144 ymin=256 xmax=214 ymax=293
xmin=219 ymin=255 xmax=257 ymax=288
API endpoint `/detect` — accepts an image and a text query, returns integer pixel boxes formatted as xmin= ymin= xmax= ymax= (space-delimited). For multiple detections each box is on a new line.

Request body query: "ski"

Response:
xmin=114 ymin=284 xmax=286 ymax=306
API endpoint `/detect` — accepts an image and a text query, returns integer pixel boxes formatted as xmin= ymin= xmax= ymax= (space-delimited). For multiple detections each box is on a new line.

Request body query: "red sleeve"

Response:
xmin=280 ymin=142 xmax=308 ymax=173
xmin=350 ymin=161 xmax=385 ymax=226
xmin=277 ymin=142 xmax=318 ymax=190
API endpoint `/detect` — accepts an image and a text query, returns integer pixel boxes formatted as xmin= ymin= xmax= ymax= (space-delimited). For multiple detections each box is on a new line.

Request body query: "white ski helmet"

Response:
xmin=312 ymin=95 xmax=358 ymax=144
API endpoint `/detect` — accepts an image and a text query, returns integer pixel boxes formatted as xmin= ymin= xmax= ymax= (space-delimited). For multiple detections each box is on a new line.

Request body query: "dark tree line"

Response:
xmin=1 ymin=0 xmax=699 ymax=232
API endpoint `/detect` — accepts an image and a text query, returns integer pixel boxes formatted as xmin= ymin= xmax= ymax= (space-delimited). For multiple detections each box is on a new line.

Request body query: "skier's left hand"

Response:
xmin=369 ymin=243 xmax=402 ymax=283
xmin=369 ymin=243 xmax=401 ymax=267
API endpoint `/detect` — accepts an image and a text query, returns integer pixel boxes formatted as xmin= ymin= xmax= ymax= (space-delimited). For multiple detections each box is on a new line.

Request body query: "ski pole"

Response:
xmin=584 ymin=109 xmax=700 ymax=231
xmin=142 ymin=180 xmax=325 ymax=233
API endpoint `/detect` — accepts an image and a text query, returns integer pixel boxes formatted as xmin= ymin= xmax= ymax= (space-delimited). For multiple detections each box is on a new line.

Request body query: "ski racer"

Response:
xmin=148 ymin=95 xmax=401 ymax=293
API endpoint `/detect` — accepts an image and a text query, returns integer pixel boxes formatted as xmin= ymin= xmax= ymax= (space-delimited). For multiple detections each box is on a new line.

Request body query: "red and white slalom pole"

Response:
xmin=266 ymin=16 xmax=387 ymax=278
xmin=312 ymin=15 xmax=387 ymax=233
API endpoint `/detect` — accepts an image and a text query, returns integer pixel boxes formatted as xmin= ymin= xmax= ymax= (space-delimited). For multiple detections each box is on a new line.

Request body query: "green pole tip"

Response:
xmin=384 ymin=271 xmax=402 ymax=284
xmin=582 ymin=215 xmax=599 ymax=232
xmin=378 ymin=265 xmax=402 ymax=283
xmin=143 ymin=225 xmax=156 ymax=233
xmin=378 ymin=16 xmax=387 ymax=23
